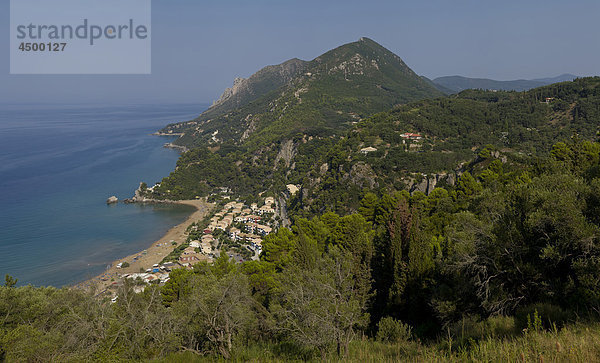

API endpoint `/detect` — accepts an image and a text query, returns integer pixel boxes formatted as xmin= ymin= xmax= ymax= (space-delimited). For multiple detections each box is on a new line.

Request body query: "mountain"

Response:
xmin=161 ymin=37 xmax=444 ymax=148
xmin=532 ymin=74 xmax=580 ymax=84
xmin=421 ymin=76 xmax=454 ymax=94
xmin=433 ymin=73 xmax=578 ymax=93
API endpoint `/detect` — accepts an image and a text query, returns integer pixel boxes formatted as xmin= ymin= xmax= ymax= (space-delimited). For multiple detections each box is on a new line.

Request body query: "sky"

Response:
xmin=1 ymin=0 xmax=599 ymax=104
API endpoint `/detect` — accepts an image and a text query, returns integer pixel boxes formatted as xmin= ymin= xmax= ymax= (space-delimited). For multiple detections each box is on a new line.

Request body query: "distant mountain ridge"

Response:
xmin=433 ymin=74 xmax=578 ymax=93
xmin=161 ymin=37 xmax=444 ymax=148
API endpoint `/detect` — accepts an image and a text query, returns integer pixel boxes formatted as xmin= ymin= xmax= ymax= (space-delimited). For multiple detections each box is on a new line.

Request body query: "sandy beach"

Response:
xmin=77 ymin=199 xmax=213 ymax=294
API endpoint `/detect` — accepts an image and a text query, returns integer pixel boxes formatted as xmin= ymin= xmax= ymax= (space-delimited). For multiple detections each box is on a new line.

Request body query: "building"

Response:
xmin=201 ymin=234 xmax=215 ymax=242
xmin=360 ymin=146 xmax=378 ymax=155
xmin=258 ymin=205 xmax=275 ymax=215
xmin=182 ymin=246 xmax=197 ymax=255
xmin=200 ymin=241 xmax=212 ymax=254
xmin=400 ymin=133 xmax=422 ymax=140
xmin=179 ymin=253 xmax=205 ymax=266
xmin=229 ymin=227 xmax=241 ymax=240
xmin=255 ymin=224 xmax=272 ymax=236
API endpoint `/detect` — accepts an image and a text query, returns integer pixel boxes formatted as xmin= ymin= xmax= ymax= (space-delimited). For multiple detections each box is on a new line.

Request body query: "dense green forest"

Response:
xmin=3 ymin=140 xmax=600 ymax=361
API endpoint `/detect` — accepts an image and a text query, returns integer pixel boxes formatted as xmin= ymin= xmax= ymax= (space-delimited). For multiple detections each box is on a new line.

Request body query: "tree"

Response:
xmin=173 ymin=266 xmax=255 ymax=358
xmin=455 ymin=172 xmax=482 ymax=201
xmin=161 ymin=268 xmax=193 ymax=306
xmin=260 ymin=228 xmax=297 ymax=271
xmin=4 ymin=275 xmax=17 ymax=288
xmin=359 ymin=192 xmax=379 ymax=222
xmin=273 ymin=247 xmax=370 ymax=358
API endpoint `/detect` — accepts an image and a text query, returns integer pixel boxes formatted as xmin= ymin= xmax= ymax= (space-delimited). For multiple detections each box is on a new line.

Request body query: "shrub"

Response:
xmin=484 ymin=315 xmax=515 ymax=338
xmin=121 ymin=262 xmax=130 ymax=268
xmin=376 ymin=317 xmax=412 ymax=342
xmin=515 ymin=303 xmax=571 ymax=332
xmin=449 ymin=315 xmax=515 ymax=347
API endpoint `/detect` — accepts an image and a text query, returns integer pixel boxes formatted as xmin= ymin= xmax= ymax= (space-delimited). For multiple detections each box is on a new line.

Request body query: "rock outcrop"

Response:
xmin=123 ymin=183 xmax=157 ymax=203
xmin=274 ymin=140 xmax=296 ymax=169
xmin=346 ymin=162 xmax=378 ymax=189
xmin=408 ymin=172 xmax=458 ymax=195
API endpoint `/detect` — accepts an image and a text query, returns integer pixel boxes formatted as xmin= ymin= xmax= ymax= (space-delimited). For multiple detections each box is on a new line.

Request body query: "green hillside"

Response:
xmin=150 ymin=77 xmax=600 ymax=218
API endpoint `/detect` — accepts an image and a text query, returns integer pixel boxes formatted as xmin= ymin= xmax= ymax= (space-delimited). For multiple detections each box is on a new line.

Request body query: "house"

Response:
xmin=200 ymin=241 xmax=212 ymax=254
xmin=250 ymin=237 xmax=263 ymax=250
xmin=255 ymin=224 xmax=272 ymax=236
xmin=264 ymin=197 xmax=275 ymax=206
xmin=400 ymin=133 xmax=422 ymax=140
xmin=229 ymin=227 xmax=241 ymax=240
xmin=179 ymin=254 xmax=198 ymax=264
xmin=258 ymin=205 xmax=275 ymax=215
xmin=247 ymin=214 xmax=261 ymax=222
xmin=190 ymin=240 xmax=200 ymax=249
xmin=179 ymin=253 xmax=205 ymax=266
xmin=360 ymin=146 xmax=377 ymax=155
xmin=250 ymin=203 xmax=258 ymax=210
xmin=201 ymin=234 xmax=214 ymax=242
xmin=245 ymin=223 xmax=256 ymax=233
xmin=182 ymin=246 xmax=196 ymax=255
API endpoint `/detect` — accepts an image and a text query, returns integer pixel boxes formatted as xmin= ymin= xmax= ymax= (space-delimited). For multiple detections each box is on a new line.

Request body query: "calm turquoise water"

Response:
xmin=0 ymin=103 xmax=207 ymax=287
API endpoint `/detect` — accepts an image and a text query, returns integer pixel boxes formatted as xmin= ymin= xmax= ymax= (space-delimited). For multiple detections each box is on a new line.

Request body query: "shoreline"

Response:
xmin=76 ymin=199 xmax=213 ymax=294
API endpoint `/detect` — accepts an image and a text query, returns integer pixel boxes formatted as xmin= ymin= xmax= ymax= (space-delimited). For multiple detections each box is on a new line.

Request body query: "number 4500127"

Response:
xmin=18 ymin=43 xmax=67 ymax=51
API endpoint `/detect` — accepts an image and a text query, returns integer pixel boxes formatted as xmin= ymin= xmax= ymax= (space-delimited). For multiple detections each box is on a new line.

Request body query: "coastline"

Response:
xmin=76 ymin=199 xmax=213 ymax=294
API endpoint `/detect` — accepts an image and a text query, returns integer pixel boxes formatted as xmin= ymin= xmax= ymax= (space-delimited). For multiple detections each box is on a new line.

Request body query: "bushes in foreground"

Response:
xmin=155 ymin=322 xmax=600 ymax=362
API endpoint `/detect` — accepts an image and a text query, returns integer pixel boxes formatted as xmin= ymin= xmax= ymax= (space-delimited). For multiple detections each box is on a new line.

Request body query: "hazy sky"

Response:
xmin=1 ymin=0 xmax=599 ymax=104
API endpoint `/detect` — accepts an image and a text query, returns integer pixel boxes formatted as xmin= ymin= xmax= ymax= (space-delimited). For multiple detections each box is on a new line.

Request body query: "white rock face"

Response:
xmin=212 ymin=77 xmax=247 ymax=107
xmin=106 ymin=196 xmax=118 ymax=204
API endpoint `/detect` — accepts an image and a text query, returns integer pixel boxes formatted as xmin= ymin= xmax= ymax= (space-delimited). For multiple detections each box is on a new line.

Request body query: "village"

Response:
xmin=107 ymin=195 xmax=278 ymax=294
xmin=173 ymin=195 xmax=277 ymax=267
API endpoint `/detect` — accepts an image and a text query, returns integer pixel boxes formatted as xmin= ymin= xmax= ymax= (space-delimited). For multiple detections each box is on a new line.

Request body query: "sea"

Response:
xmin=0 ymin=103 xmax=207 ymax=287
